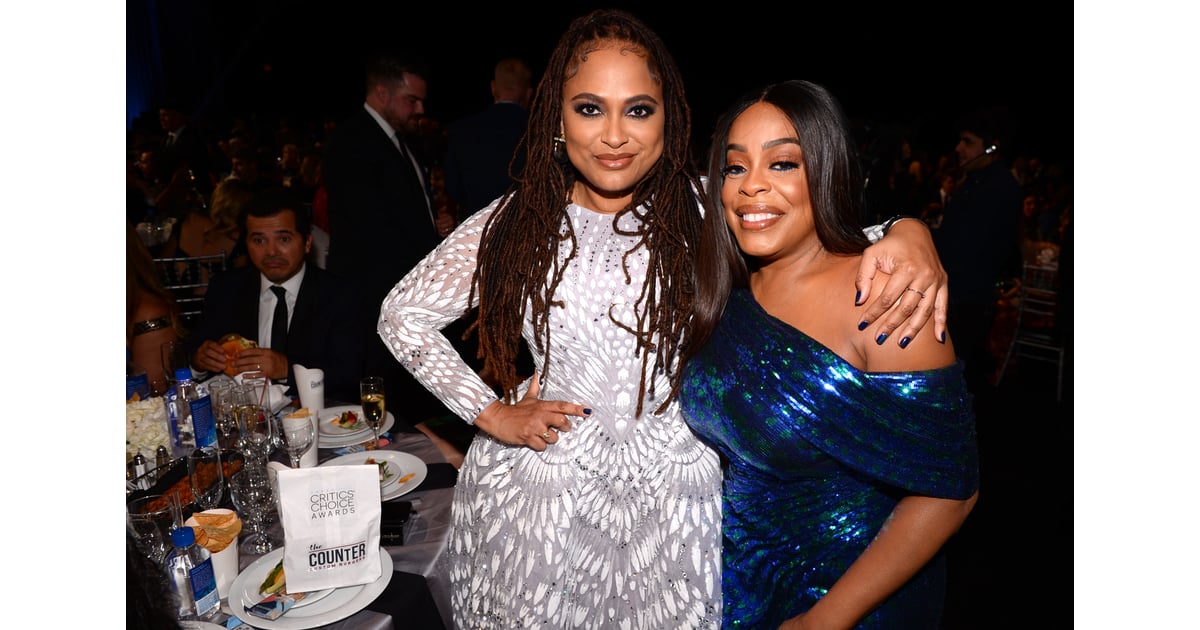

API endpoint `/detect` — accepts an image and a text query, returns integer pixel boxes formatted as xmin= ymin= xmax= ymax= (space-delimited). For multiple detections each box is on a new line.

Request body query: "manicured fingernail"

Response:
xmin=858 ymin=321 xmax=869 ymax=331
xmin=899 ymin=336 xmax=911 ymax=349
xmin=940 ymin=331 xmax=946 ymax=343
xmin=854 ymin=290 xmax=862 ymax=304
xmin=583 ymin=408 xmax=592 ymax=415
xmin=875 ymin=333 xmax=888 ymax=345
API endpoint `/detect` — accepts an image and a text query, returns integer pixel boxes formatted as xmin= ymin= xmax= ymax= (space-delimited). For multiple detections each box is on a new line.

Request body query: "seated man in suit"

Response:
xmin=187 ymin=186 xmax=366 ymax=403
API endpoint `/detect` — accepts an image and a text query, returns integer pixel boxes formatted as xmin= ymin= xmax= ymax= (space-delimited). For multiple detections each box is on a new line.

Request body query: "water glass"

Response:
xmin=127 ymin=494 xmax=172 ymax=563
xmin=236 ymin=403 xmax=274 ymax=468
xmin=187 ymin=447 xmax=225 ymax=511
xmin=280 ymin=415 xmax=316 ymax=468
xmin=230 ymin=468 xmax=277 ymax=554
xmin=207 ymin=380 xmax=238 ymax=447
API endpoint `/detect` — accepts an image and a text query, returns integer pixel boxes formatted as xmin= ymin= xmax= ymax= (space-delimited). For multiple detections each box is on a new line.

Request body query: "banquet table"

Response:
xmin=131 ymin=413 xmax=459 ymax=630
xmin=235 ymin=423 xmax=457 ymax=630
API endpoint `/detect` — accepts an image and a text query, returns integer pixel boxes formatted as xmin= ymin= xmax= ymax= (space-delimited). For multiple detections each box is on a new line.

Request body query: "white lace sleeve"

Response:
xmin=378 ymin=204 xmax=500 ymax=424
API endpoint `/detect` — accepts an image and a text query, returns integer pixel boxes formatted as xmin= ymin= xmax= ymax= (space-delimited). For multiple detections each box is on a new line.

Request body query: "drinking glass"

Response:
xmin=127 ymin=494 xmax=172 ymax=563
xmin=280 ymin=415 xmax=316 ymax=468
xmin=236 ymin=403 xmax=274 ymax=469
xmin=230 ymin=468 xmax=277 ymax=554
xmin=187 ymin=447 xmax=225 ymax=510
xmin=360 ymin=376 xmax=385 ymax=449
xmin=208 ymin=380 xmax=238 ymax=448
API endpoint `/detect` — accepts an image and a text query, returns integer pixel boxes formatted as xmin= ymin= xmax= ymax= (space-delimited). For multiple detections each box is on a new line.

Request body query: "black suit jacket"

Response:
xmin=323 ymin=107 xmax=442 ymax=306
xmin=187 ymin=265 xmax=367 ymax=403
xmin=443 ymin=101 xmax=528 ymax=215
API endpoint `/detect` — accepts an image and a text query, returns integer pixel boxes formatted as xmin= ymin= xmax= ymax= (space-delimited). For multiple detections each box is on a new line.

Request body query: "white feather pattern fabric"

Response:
xmin=380 ymin=201 xmax=722 ymax=629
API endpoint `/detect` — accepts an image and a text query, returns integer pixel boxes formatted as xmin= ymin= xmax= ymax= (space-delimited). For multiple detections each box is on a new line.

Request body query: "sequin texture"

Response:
xmin=680 ymin=288 xmax=979 ymax=629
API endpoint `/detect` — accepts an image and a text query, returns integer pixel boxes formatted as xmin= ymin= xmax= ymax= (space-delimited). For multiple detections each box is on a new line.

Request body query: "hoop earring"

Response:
xmin=552 ymin=135 xmax=568 ymax=164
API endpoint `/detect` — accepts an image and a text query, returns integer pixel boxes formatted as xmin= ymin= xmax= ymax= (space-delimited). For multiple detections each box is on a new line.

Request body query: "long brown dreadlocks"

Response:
xmin=467 ymin=9 xmax=706 ymax=417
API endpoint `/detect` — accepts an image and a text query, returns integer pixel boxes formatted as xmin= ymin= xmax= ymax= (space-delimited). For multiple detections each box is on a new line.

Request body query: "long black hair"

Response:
xmin=687 ymin=79 xmax=871 ymax=360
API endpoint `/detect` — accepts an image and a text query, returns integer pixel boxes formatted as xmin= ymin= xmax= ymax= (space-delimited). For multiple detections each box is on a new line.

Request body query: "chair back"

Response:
xmin=153 ymin=251 xmax=227 ymax=327
xmin=994 ymin=260 xmax=1065 ymax=401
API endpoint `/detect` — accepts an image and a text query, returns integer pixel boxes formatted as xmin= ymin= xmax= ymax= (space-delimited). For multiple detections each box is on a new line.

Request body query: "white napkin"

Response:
xmin=292 ymin=364 xmax=326 ymax=415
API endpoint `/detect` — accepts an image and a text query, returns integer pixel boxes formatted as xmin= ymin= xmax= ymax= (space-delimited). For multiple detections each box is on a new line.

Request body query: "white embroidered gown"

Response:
xmin=379 ymin=200 xmax=722 ymax=629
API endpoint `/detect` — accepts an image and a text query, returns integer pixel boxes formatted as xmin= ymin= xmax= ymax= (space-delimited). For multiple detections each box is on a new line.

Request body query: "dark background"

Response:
xmin=127 ymin=1 xmax=1072 ymax=164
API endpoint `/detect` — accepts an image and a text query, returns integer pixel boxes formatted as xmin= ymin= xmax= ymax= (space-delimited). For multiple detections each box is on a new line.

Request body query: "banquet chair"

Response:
xmin=994 ymin=261 xmax=1065 ymax=401
xmin=153 ymin=251 xmax=227 ymax=327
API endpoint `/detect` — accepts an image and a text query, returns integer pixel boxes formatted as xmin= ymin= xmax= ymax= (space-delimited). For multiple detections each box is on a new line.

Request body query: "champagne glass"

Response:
xmin=187 ymin=447 xmax=225 ymax=510
xmin=230 ymin=468 xmax=277 ymax=554
xmin=360 ymin=376 xmax=385 ymax=449
xmin=280 ymin=416 xmax=316 ymax=468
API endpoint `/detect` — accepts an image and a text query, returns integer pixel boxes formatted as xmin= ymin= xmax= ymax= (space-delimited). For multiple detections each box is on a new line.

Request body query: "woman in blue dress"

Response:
xmin=680 ymin=80 xmax=980 ymax=629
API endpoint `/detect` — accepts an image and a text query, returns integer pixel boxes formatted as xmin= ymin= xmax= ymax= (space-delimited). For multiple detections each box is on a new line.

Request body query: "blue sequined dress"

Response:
xmin=680 ymin=288 xmax=979 ymax=629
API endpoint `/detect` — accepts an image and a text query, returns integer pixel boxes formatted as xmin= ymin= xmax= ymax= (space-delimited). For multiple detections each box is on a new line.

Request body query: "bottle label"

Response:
xmin=190 ymin=394 xmax=217 ymax=449
xmin=188 ymin=556 xmax=220 ymax=618
xmin=126 ymin=373 xmax=149 ymax=401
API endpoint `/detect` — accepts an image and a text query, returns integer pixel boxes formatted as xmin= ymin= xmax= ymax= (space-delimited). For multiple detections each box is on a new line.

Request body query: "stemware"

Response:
xmin=280 ymin=415 xmax=316 ymax=468
xmin=236 ymin=402 xmax=274 ymax=469
xmin=360 ymin=376 xmax=386 ymax=449
xmin=229 ymin=468 xmax=277 ymax=555
xmin=160 ymin=340 xmax=190 ymax=388
xmin=187 ymin=447 xmax=225 ymax=511
xmin=127 ymin=494 xmax=172 ymax=563
xmin=207 ymin=380 xmax=238 ymax=448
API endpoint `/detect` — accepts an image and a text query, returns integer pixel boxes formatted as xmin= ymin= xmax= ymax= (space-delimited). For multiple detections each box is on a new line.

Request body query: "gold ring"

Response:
xmin=541 ymin=431 xmax=551 ymax=440
xmin=904 ymin=287 xmax=926 ymax=298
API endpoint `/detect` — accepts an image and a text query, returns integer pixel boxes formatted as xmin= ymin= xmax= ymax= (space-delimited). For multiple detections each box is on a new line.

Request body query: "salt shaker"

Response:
xmin=132 ymin=452 xmax=151 ymax=490
xmin=156 ymin=445 xmax=172 ymax=478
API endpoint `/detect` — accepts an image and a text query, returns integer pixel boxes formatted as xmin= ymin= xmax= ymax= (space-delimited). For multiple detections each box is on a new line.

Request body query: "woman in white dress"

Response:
xmin=379 ymin=9 xmax=948 ymax=629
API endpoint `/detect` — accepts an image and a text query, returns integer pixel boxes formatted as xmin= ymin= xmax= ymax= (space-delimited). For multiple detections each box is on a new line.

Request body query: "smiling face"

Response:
xmin=562 ymin=44 xmax=664 ymax=214
xmin=245 ymin=209 xmax=312 ymax=284
xmin=720 ymin=102 xmax=818 ymax=263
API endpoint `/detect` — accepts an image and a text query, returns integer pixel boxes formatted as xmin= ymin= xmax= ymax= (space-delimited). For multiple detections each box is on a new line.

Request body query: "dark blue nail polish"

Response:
xmin=940 ymin=331 xmax=947 ymax=343
xmin=875 ymin=333 xmax=888 ymax=345
xmin=899 ymin=336 xmax=911 ymax=349
xmin=858 ymin=321 xmax=869 ymax=331
xmin=854 ymin=290 xmax=862 ymax=304
xmin=583 ymin=408 xmax=592 ymax=415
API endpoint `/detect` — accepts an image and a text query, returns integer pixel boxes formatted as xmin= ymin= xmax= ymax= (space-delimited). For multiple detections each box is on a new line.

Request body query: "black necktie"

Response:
xmin=396 ymin=134 xmax=436 ymax=223
xmin=270 ymin=285 xmax=288 ymax=356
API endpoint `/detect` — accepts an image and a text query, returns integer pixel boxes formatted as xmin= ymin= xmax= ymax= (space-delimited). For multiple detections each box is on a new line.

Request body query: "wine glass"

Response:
xmin=236 ymin=402 xmax=274 ymax=469
xmin=127 ymin=494 xmax=172 ymax=563
xmin=360 ymin=376 xmax=385 ymax=449
xmin=280 ymin=416 xmax=315 ymax=468
xmin=187 ymin=447 xmax=225 ymax=510
xmin=230 ymin=468 xmax=277 ymax=554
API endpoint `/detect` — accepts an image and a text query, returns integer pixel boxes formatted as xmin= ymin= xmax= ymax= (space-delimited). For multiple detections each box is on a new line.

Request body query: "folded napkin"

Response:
xmin=293 ymin=364 xmax=326 ymax=415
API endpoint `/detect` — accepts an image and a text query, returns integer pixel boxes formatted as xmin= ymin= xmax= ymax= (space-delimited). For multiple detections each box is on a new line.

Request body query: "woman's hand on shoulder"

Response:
xmin=473 ymin=372 xmax=588 ymax=451
xmin=855 ymin=219 xmax=948 ymax=347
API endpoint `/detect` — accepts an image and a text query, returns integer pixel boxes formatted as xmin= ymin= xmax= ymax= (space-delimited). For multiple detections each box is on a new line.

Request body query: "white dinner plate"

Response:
xmin=316 ymin=405 xmax=395 ymax=448
xmin=229 ymin=545 xmax=393 ymax=629
xmin=318 ymin=450 xmax=427 ymax=501
xmin=237 ymin=561 xmax=336 ymax=612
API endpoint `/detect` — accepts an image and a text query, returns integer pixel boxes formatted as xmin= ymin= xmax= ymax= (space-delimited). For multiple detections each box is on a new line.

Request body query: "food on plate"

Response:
xmin=397 ymin=472 xmax=416 ymax=485
xmin=220 ymin=333 xmax=258 ymax=376
xmin=365 ymin=457 xmax=394 ymax=484
xmin=331 ymin=410 xmax=362 ymax=430
xmin=260 ymin=559 xmax=287 ymax=596
xmin=285 ymin=407 xmax=312 ymax=419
